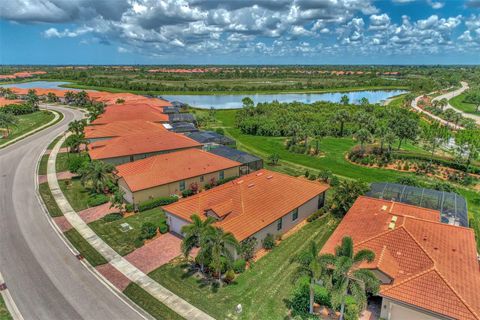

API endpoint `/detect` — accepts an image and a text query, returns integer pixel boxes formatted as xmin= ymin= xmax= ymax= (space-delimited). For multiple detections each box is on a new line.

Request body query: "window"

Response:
xmin=179 ymin=181 xmax=186 ymax=191
xmin=276 ymin=218 xmax=282 ymax=231
xmin=219 ymin=170 xmax=225 ymax=180
xmin=318 ymin=192 xmax=325 ymax=209
xmin=292 ymin=208 xmax=298 ymax=221
xmin=200 ymin=175 xmax=204 ymax=182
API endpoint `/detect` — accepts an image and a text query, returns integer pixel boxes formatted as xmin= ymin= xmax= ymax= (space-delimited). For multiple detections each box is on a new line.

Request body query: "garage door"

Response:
xmin=390 ymin=302 xmax=438 ymax=320
xmin=167 ymin=213 xmax=188 ymax=235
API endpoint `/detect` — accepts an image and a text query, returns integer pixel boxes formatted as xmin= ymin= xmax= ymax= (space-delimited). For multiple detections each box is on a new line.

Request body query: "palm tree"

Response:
xmin=181 ymin=214 xmax=216 ymax=272
xmin=203 ymin=227 xmax=239 ymax=284
xmin=340 ymin=95 xmax=349 ymax=106
xmin=27 ymin=89 xmax=39 ymax=108
xmin=331 ymin=237 xmax=379 ymax=320
xmin=0 ymin=112 xmax=18 ymax=136
xmin=79 ymin=160 xmax=115 ymax=194
xmin=292 ymin=241 xmax=334 ymax=314
xmin=65 ymin=133 xmax=87 ymax=153
xmin=439 ymin=98 xmax=448 ymax=111
xmin=68 ymin=119 xmax=87 ymax=135
xmin=354 ymin=128 xmax=371 ymax=151
xmin=64 ymin=91 xmax=75 ymax=104
xmin=332 ymin=110 xmax=350 ymax=137
xmin=47 ymin=92 xmax=59 ymax=103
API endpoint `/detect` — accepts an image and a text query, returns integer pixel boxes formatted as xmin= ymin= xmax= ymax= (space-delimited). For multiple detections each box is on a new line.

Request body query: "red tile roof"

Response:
xmin=84 ymin=120 xmax=166 ymax=140
xmin=321 ymin=196 xmax=480 ymax=320
xmin=91 ymin=104 xmax=169 ymax=124
xmin=0 ymin=97 xmax=23 ymax=107
xmin=88 ymin=92 xmax=171 ymax=107
xmin=88 ymin=130 xmax=201 ymax=160
xmin=116 ymin=149 xmax=241 ymax=192
xmin=163 ymin=169 xmax=329 ymax=241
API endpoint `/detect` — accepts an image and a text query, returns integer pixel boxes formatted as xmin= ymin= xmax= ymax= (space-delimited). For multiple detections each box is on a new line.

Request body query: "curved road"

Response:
xmin=433 ymin=81 xmax=480 ymax=126
xmin=0 ymin=105 xmax=144 ymax=320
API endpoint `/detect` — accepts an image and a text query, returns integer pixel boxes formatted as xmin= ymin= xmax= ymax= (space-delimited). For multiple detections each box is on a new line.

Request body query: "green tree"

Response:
xmin=181 ymin=214 xmax=216 ymax=272
xmin=203 ymin=227 xmax=239 ymax=284
xmin=110 ymin=189 xmax=126 ymax=215
xmin=68 ymin=119 xmax=87 ymax=136
xmin=0 ymin=112 xmax=18 ymax=136
xmin=268 ymin=153 xmax=280 ymax=165
xmin=79 ymin=160 xmax=116 ymax=194
xmin=422 ymin=121 xmax=451 ymax=161
xmin=340 ymin=95 xmax=349 ymax=106
xmin=46 ymin=92 xmax=59 ymax=103
xmin=292 ymin=241 xmax=334 ymax=314
xmin=331 ymin=180 xmax=369 ymax=216
xmin=330 ymin=237 xmax=379 ymax=320
xmin=242 ymin=97 xmax=254 ymax=109
xmin=354 ymin=128 xmax=371 ymax=151
xmin=27 ymin=89 xmax=39 ymax=108
xmin=332 ymin=110 xmax=350 ymax=137
xmin=65 ymin=134 xmax=87 ymax=153
xmin=388 ymin=109 xmax=420 ymax=150
xmin=464 ymin=91 xmax=480 ymax=113
xmin=455 ymin=129 xmax=480 ymax=173
xmin=64 ymin=91 xmax=75 ymax=104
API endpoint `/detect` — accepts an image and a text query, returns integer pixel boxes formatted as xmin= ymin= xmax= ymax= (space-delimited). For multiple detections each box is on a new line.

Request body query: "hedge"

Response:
xmin=87 ymin=194 xmax=109 ymax=207
xmin=137 ymin=196 xmax=178 ymax=212
xmin=393 ymin=152 xmax=480 ymax=174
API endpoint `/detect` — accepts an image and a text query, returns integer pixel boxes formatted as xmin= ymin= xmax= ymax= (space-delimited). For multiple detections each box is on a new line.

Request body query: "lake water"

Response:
xmin=163 ymin=90 xmax=407 ymax=109
xmin=0 ymin=81 xmax=80 ymax=90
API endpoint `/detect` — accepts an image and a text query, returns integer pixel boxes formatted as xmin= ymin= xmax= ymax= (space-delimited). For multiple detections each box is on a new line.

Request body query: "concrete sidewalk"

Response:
xmin=47 ymin=135 xmax=214 ymax=320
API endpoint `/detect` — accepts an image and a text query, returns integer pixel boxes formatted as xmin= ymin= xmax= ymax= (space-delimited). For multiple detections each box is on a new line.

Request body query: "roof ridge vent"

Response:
xmin=256 ymin=172 xmax=264 ymax=176
xmin=248 ymin=183 xmax=255 ymax=188
xmin=266 ymin=175 xmax=273 ymax=179
xmin=237 ymin=180 xmax=244 ymax=184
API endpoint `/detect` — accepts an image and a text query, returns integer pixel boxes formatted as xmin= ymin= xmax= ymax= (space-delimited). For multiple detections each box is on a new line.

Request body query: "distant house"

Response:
xmin=168 ymin=113 xmax=196 ymax=123
xmin=185 ymin=131 xmax=236 ymax=148
xmin=163 ymin=169 xmax=329 ymax=253
xmin=321 ymin=196 xmax=480 ymax=320
xmin=162 ymin=106 xmax=180 ymax=114
xmin=208 ymin=146 xmax=263 ymax=175
xmin=116 ymin=148 xmax=241 ymax=205
xmin=91 ymin=104 xmax=169 ymax=125
xmin=84 ymin=120 xmax=166 ymax=143
xmin=87 ymin=130 xmax=201 ymax=165
xmin=170 ymin=122 xmax=199 ymax=133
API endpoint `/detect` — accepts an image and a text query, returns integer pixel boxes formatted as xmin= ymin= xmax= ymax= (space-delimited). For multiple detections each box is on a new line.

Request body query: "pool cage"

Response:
xmin=366 ymin=182 xmax=469 ymax=227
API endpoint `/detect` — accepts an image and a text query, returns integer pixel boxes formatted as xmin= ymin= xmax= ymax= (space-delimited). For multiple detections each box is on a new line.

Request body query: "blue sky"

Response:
xmin=1 ymin=0 xmax=479 ymax=65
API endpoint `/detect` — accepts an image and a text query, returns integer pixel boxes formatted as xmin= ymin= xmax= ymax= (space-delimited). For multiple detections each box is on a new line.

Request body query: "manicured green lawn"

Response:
xmin=148 ymin=214 xmax=337 ymax=319
xmin=89 ymin=208 xmax=167 ymax=256
xmin=0 ymin=295 xmax=12 ymax=320
xmin=450 ymin=93 xmax=479 ymax=115
xmin=58 ymin=178 xmax=92 ymax=211
xmin=39 ymin=150 xmax=72 ymax=175
xmin=123 ymin=284 xmax=184 ymax=320
xmin=0 ymin=111 xmax=55 ymax=145
xmin=64 ymin=229 xmax=108 ymax=266
xmin=38 ymin=182 xmax=63 ymax=217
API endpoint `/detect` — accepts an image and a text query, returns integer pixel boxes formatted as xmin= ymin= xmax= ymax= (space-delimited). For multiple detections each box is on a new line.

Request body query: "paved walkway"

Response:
xmin=411 ymin=92 xmax=463 ymax=130
xmin=432 ymin=81 xmax=480 ymax=125
xmin=38 ymin=171 xmax=77 ymax=184
xmin=47 ymin=135 xmax=214 ymax=320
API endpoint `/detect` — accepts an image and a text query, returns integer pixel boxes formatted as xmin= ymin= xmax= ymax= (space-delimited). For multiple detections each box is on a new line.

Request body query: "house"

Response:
xmin=185 ymin=131 xmax=236 ymax=148
xmin=84 ymin=120 xmax=166 ymax=143
xmin=87 ymin=130 xmax=202 ymax=165
xmin=0 ymin=97 xmax=23 ymax=107
xmin=207 ymin=146 xmax=263 ymax=175
xmin=170 ymin=122 xmax=199 ymax=133
xmin=162 ymin=106 xmax=181 ymax=114
xmin=163 ymin=169 xmax=329 ymax=252
xmin=168 ymin=113 xmax=196 ymax=124
xmin=321 ymin=196 xmax=480 ymax=320
xmin=91 ymin=104 xmax=169 ymax=125
xmin=116 ymin=149 xmax=241 ymax=204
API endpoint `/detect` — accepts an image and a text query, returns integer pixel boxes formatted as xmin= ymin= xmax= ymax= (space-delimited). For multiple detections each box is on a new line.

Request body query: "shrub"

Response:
xmin=139 ymin=222 xmax=157 ymax=240
xmin=137 ymin=196 xmax=178 ymax=212
xmin=215 ymin=128 xmax=225 ymax=135
xmin=182 ymin=189 xmax=194 ymax=198
xmin=308 ymin=174 xmax=317 ymax=181
xmin=290 ymin=276 xmax=331 ymax=316
xmin=233 ymin=259 xmax=246 ymax=273
xmin=67 ymin=154 xmax=89 ymax=173
xmin=159 ymin=223 xmax=169 ymax=234
xmin=240 ymin=237 xmax=257 ymax=261
xmin=304 ymin=170 xmax=310 ymax=178
xmin=329 ymin=175 xmax=340 ymax=187
xmin=307 ymin=208 xmax=325 ymax=222
xmin=102 ymin=212 xmax=123 ymax=222
xmin=396 ymin=176 xmax=421 ymax=187
xmin=318 ymin=169 xmax=332 ymax=183
xmin=87 ymin=194 xmax=109 ymax=207
xmin=134 ymin=237 xmax=144 ymax=248
xmin=224 ymin=269 xmax=235 ymax=283
xmin=125 ymin=203 xmax=134 ymax=212
xmin=344 ymin=296 xmax=360 ymax=320
xmin=432 ymin=181 xmax=457 ymax=192
xmin=262 ymin=234 xmax=275 ymax=250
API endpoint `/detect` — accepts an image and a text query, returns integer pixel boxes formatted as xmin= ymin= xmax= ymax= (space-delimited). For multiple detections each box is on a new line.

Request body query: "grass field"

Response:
xmin=89 ymin=208 xmax=168 ymax=256
xmin=38 ymin=182 xmax=63 ymax=217
xmin=149 ymin=214 xmax=337 ymax=319
xmin=450 ymin=93 xmax=479 ymax=115
xmin=123 ymin=284 xmax=184 ymax=320
xmin=0 ymin=295 xmax=12 ymax=320
xmin=0 ymin=111 xmax=55 ymax=145
xmin=58 ymin=178 xmax=92 ymax=212
xmin=63 ymin=229 xmax=108 ymax=266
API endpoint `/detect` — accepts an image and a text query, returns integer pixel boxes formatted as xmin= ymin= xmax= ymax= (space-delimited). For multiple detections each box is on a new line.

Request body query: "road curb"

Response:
xmin=0 ymin=270 xmax=24 ymax=320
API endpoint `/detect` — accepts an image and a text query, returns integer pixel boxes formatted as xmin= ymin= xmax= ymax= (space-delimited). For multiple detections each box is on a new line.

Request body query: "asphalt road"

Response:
xmin=0 ymin=105 xmax=144 ymax=320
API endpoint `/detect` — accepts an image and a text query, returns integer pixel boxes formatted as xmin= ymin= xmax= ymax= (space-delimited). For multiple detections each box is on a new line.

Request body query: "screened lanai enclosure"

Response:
xmin=366 ymin=182 xmax=468 ymax=227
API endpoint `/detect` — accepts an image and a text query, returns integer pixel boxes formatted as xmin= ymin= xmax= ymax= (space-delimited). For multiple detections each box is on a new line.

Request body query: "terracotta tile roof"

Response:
xmin=91 ymin=104 xmax=169 ymax=125
xmin=88 ymin=92 xmax=171 ymax=107
xmin=0 ymin=97 xmax=23 ymax=107
xmin=88 ymin=130 xmax=201 ymax=161
xmin=163 ymin=169 xmax=329 ymax=241
xmin=10 ymin=87 xmax=68 ymax=98
xmin=321 ymin=196 xmax=480 ymax=320
xmin=116 ymin=149 xmax=241 ymax=192
xmin=84 ymin=120 xmax=165 ymax=140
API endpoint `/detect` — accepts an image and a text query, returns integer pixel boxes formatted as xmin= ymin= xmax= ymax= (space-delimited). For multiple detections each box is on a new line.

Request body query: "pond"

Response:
xmin=0 ymin=81 xmax=80 ymax=90
xmin=163 ymin=90 xmax=407 ymax=109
